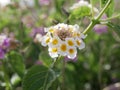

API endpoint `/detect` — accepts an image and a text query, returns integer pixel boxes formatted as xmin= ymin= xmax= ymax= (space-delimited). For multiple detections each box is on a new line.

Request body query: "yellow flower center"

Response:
xmin=60 ymin=44 xmax=67 ymax=52
xmin=76 ymin=40 xmax=81 ymax=46
xmin=52 ymin=48 xmax=57 ymax=53
xmin=77 ymin=33 xmax=80 ymax=37
xmin=68 ymin=40 xmax=74 ymax=46
xmin=69 ymin=49 xmax=74 ymax=54
xmin=52 ymin=39 xmax=58 ymax=45
xmin=49 ymin=29 xmax=54 ymax=33
xmin=46 ymin=37 xmax=50 ymax=44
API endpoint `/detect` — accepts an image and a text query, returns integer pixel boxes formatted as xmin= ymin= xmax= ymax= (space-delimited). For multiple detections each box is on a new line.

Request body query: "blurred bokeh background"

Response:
xmin=0 ymin=0 xmax=120 ymax=90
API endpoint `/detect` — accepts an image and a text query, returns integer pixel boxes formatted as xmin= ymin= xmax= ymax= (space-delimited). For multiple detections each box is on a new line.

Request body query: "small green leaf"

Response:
xmin=8 ymin=51 xmax=25 ymax=78
xmin=22 ymin=65 xmax=58 ymax=90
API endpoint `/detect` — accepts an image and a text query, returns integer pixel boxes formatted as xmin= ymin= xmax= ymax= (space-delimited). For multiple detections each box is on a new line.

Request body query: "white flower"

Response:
xmin=48 ymin=35 xmax=61 ymax=48
xmin=58 ymin=42 xmax=68 ymax=56
xmin=35 ymin=34 xmax=43 ymax=42
xmin=67 ymin=47 xmax=77 ymax=59
xmin=65 ymin=38 xmax=75 ymax=47
xmin=41 ymin=34 xmax=51 ymax=46
xmin=48 ymin=47 xmax=58 ymax=58
xmin=75 ymin=38 xmax=85 ymax=50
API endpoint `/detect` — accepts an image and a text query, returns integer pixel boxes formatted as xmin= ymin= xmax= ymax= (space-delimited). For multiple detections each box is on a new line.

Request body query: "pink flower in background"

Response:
xmin=35 ymin=60 xmax=43 ymax=65
xmin=94 ymin=14 xmax=108 ymax=34
xmin=38 ymin=0 xmax=51 ymax=6
xmin=0 ymin=34 xmax=10 ymax=59
xmin=30 ymin=27 xmax=46 ymax=38
xmin=22 ymin=15 xmax=35 ymax=28
xmin=64 ymin=55 xmax=78 ymax=62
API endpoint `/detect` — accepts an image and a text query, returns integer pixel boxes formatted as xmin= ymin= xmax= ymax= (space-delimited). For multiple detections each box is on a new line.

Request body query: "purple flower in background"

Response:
xmin=0 ymin=48 xmax=5 ymax=59
xmin=22 ymin=15 xmax=34 ymax=28
xmin=38 ymin=0 xmax=51 ymax=6
xmin=3 ymin=38 xmax=10 ymax=48
xmin=35 ymin=60 xmax=43 ymax=65
xmin=64 ymin=55 xmax=78 ymax=62
xmin=93 ymin=24 xmax=108 ymax=34
xmin=0 ymin=34 xmax=10 ymax=59
xmin=94 ymin=14 xmax=108 ymax=34
xmin=30 ymin=27 xmax=46 ymax=38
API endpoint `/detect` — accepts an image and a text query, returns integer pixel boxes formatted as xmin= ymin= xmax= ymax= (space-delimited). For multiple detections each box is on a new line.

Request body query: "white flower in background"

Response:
xmin=0 ymin=34 xmax=7 ymax=45
xmin=70 ymin=0 xmax=99 ymax=15
xmin=19 ymin=0 xmax=35 ymax=8
xmin=70 ymin=0 xmax=89 ymax=10
xmin=35 ymin=34 xmax=43 ymax=42
xmin=0 ymin=0 xmax=11 ymax=7
xmin=37 ymin=23 xmax=86 ymax=59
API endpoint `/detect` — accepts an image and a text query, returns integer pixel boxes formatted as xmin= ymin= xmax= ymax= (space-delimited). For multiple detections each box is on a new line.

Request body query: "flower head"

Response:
xmin=37 ymin=23 xmax=85 ymax=59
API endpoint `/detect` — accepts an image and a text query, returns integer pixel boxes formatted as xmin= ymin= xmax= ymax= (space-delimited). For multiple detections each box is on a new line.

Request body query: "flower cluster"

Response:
xmin=36 ymin=23 xmax=86 ymax=59
xmin=70 ymin=0 xmax=99 ymax=15
xmin=0 ymin=34 xmax=10 ymax=59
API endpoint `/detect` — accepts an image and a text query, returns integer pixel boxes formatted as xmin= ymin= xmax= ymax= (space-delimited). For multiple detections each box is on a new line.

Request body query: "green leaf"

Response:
xmin=22 ymin=65 xmax=58 ymax=90
xmin=8 ymin=51 xmax=25 ymax=78
xmin=101 ymin=0 xmax=114 ymax=17
xmin=107 ymin=22 xmax=120 ymax=35
xmin=106 ymin=0 xmax=114 ymax=17
xmin=69 ymin=6 xmax=91 ymax=19
xmin=39 ymin=51 xmax=53 ymax=67
xmin=107 ymin=22 xmax=120 ymax=38
xmin=54 ymin=0 xmax=65 ymax=13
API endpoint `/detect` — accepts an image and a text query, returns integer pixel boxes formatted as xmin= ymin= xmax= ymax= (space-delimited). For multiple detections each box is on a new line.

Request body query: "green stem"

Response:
xmin=2 ymin=59 xmax=12 ymax=90
xmin=61 ymin=60 xmax=66 ymax=90
xmin=100 ymin=0 xmax=102 ymax=9
xmin=100 ymin=13 xmax=120 ymax=22
xmin=83 ymin=20 xmax=96 ymax=34
xmin=96 ymin=0 xmax=112 ymax=20
xmin=90 ymin=0 xmax=94 ymax=18
xmin=83 ymin=0 xmax=112 ymax=34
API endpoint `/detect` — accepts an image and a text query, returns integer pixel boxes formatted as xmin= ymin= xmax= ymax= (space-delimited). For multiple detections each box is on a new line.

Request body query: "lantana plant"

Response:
xmin=22 ymin=0 xmax=120 ymax=90
xmin=1 ymin=0 xmax=120 ymax=90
